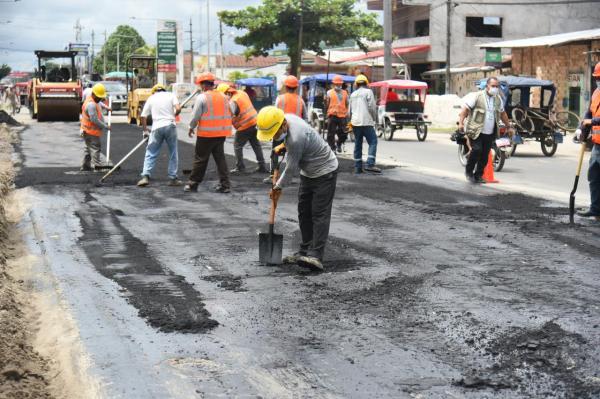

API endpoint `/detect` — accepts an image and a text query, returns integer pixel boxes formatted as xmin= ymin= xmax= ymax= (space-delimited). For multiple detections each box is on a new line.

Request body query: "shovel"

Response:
xmin=259 ymin=164 xmax=283 ymax=265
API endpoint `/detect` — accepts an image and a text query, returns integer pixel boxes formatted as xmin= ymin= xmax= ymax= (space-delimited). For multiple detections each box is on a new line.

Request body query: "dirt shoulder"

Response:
xmin=0 ymin=123 xmax=54 ymax=399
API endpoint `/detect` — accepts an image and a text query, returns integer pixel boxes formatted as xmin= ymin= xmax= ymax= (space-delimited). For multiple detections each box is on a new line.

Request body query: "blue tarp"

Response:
xmin=300 ymin=74 xmax=356 ymax=84
xmin=476 ymin=75 xmax=554 ymax=90
xmin=236 ymin=77 xmax=274 ymax=87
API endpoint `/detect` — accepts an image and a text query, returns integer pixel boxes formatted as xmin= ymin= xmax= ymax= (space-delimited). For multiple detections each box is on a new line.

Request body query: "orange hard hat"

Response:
xmin=332 ymin=75 xmax=343 ymax=84
xmin=284 ymin=75 xmax=299 ymax=88
xmin=593 ymin=62 xmax=600 ymax=78
xmin=195 ymin=72 xmax=216 ymax=85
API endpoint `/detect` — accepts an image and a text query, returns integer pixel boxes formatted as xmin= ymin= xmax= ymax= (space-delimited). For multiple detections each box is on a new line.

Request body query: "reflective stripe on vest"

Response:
xmin=591 ymin=89 xmax=600 ymax=145
xmin=277 ymin=93 xmax=303 ymax=117
xmin=198 ymin=90 xmax=232 ymax=138
xmin=80 ymin=97 xmax=103 ymax=136
xmin=327 ymin=89 xmax=348 ymax=118
xmin=231 ymin=91 xmax=257 ymax=131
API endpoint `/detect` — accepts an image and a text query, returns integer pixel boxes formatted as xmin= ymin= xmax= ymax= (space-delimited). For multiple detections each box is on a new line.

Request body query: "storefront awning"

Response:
xmin=337 ymin=45 xmax=430 ymax=63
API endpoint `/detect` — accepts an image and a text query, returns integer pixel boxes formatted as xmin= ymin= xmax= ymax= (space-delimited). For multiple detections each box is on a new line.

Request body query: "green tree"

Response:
xmin=219 ymin=0 xmax=382 ymax=76
xmin=93 ymin=25 xmax=145 ymax=74
xmin=134 ymin=44 xmax=156 ymax=56
xmin=227 ymin=70 xmax=249 ymax=82
xmin=0 ymin=64 xmax=11 ymax=80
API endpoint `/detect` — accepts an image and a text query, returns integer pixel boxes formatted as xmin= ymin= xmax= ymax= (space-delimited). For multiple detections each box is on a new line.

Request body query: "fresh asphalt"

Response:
xmin=11 ymin=113 xmax=600 ymax=398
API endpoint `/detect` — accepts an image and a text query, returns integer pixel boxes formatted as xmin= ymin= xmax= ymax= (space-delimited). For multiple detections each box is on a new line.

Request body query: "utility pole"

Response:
xmin=91 ymin=29 xmax=95 ymax=74
xmin=117 ymin=41 xmax=120 ymax=72
xmin=219 ymin=20 xmax=224 ymax=79
xmin=103 ymin=29 xmax=107 ymax=75
xmin=74 ymin=18 xmax=83 ymax=77
xmin=188 ymin=17 xmax=194 ymax=83
xmin=296 ymin=0 xmax=304 ymax=77
xmin=445 ymin=0 xmax=452 ymax=94
xmin=383 ymin=0 xmax=393 ymax=80
xmin=206 ymin=0 xmax=210 ymax=72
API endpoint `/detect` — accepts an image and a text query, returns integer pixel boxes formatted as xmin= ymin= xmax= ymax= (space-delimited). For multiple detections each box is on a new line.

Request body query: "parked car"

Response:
xmin=370 ymin=79 xmax=431 ymax=142
xmin=99 ymin=80 xmax=128 ymax=111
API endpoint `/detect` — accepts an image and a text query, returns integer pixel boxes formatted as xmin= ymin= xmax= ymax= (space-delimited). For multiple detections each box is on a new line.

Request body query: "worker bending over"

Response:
xmin=185 ymin=73 xmax=233 ymax=193
xmin=257 ymin=106 xmax=338 ymax=271
xmin=216 ymin=83 xmax=268 ymax=174
xmin=80 ymin=83 xmax=109 ymax=171
xmin=137 ymin=84 xmax=182 ymax=187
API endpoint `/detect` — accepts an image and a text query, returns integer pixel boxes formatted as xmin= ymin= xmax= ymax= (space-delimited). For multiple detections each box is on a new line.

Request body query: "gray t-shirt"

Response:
xmin=276 ymin=114 xmax=339 ymax=188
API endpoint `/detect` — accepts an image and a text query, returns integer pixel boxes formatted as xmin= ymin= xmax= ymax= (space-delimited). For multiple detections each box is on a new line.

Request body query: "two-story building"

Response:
xmin=366 ymin=0 xmax=600 ymax=93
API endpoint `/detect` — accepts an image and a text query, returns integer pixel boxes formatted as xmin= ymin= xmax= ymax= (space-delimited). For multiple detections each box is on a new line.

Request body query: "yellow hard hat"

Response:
xmin=355 ymin=74 xmax=369 ymax=85
xmin=151 ymin=83 xmax=166 ymax=94
xmin=216 ymin=83 xmax=230 ymax=94
xmin=92 ymin=83 xmax=107 ymax=99
xmin=256 ymin=106 xmax=285 ymax=142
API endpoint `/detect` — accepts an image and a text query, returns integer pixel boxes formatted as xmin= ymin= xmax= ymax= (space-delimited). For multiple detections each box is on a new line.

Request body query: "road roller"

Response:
xmin=29 ymin=50 xmax=82 ymax=122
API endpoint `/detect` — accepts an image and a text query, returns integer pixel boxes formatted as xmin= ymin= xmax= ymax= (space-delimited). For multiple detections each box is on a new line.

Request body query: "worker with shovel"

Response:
xmin=575 ymin=62 xmax=600 ymax=221
xmin=257 ymin=106 xmax=338 ymax=271
xmin=80 ymin=83 xmax=109 ymax=172
xmin=137 ymin=84 xmax=182 ymax=187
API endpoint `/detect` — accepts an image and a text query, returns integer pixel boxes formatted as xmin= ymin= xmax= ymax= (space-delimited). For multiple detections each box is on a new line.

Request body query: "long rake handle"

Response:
xmin=100 ymin=137 xmax=148 ymax=182
xmin=268 ymin=169 xmax=281 ymax=225
xmin=107 ymin=96 xmax=112 ymax=163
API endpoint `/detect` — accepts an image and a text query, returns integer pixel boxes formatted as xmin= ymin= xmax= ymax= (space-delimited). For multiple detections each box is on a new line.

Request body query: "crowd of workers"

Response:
xmin=76 ymin=61 xmax=600 ymax=269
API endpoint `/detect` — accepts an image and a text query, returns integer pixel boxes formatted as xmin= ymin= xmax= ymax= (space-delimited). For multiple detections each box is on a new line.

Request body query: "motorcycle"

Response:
xmin=451 ymin=126 xmax=517 ymax=172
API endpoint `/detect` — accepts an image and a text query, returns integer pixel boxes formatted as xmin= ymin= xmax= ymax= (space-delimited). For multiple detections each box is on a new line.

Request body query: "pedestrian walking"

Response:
xmin=257 ymin=106 xmax=339 ymax=271
xmin=325 ymin=75 xmax=349 ymax=153
xmin=137 ymin=84 xmax=182 ymax=187
xmin=458 ymin=76 xmax=513 ymax=184
xmin=7 ymin=86 xmax=19 ymax=115
xmin=82 ymin=82 xmax=93 ymax=102
xmin=349 ymin=74 xmax=381 ymax=174
xmin=184 ymin=72 xmax=233 ymax=194
xmin=275 ymin=75 xmax=307 ymax=120
xmin=576 ymin=62 xmax=600 ymax=220
xmin=80 ymin=83 xmax=109 ymax=171
xmin=216 ymin=83 xmax=268 ymax=174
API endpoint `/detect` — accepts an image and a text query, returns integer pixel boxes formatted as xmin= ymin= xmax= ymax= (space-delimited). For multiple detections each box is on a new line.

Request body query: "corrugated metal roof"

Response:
xmin=477 ymin=28 xmax=600 ymax=49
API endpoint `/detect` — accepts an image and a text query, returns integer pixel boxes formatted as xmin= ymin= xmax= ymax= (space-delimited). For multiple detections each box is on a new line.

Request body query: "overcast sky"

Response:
xmin=0 ymin=0 xmax=375 ymax=71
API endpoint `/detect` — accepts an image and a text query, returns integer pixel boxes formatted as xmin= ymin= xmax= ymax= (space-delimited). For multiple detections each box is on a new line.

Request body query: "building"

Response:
xmin=478 ymin=29 xmax=600 ymax=116
xmin=366 ymin=0 xmax=600 ymax=91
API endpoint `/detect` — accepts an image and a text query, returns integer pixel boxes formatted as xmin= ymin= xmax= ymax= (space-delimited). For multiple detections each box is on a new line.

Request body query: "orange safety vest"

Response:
xmin=80 ymin=97 xmax=103 ymax=137
xmin=276 ymin=93 xmax=304 ymax=117
xmin=591 ymin=88 xmax=600 ymax=145
xmin=231 ymin=90 xmax=257 ymax=131
xmin=197 ymin=90 xmax=232 ymax=138
xmin=326 ymin=89 xmax=348 ymax=118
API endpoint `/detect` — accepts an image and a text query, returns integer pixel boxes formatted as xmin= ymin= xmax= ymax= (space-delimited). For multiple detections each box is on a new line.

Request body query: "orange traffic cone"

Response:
xmin=482 ymin=149 xmax=499 ymax=183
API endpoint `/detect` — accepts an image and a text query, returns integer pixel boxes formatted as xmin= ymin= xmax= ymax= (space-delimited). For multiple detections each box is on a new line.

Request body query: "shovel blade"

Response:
xmin=258 ymin=232 xmax=283 ymax=265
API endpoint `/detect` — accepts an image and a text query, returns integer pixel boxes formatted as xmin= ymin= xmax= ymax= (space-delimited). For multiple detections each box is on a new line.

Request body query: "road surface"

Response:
xmin=10 ymin=113 xmax=600 ymax=398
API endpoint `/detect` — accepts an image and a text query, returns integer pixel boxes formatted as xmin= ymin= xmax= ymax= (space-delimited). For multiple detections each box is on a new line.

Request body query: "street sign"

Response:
xmin=485 ymin=48 xmax=502 ymax=67
xmin=69 ymin=43 xmax=89 ymax=56
xmin=157 ymin=20 xmax=177 ymax=73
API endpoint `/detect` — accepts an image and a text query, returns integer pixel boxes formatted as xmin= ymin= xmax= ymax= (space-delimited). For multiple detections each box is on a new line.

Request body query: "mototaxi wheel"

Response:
xmin=541 ymin=134 xmax=557 ymax=156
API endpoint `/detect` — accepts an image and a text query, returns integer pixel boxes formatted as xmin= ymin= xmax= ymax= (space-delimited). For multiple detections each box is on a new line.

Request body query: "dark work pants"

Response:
xmin=466 ymin=133 xmax=495 ymax=178
xmin=189 ymin=136 xmax=230 ymax=189
xmin=327 ymin=116 xmax=348 ymax=150
xmin=298 ymin=170 xmax=338 ymax=260
xmin=233 ymin=125 xmax=265 ymax=170
xmin=588 ymin=144 xmax=600 ymax=215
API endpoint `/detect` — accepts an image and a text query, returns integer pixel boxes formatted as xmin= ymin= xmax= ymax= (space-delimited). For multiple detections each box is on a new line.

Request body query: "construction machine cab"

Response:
xmin=35 ymin=51 xmax=78 ymax=83
xmin=126 ymin=55 xmax=157 ymax=125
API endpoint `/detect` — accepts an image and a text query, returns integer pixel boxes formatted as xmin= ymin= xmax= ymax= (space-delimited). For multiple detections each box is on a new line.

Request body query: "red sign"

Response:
xmin=158 ymin=64 xmax=177 ymax=72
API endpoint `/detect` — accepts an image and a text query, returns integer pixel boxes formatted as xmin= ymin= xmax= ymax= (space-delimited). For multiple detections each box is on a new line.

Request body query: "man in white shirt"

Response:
xmin=137 ymin=84 xmax=182 ymax=187
xmin=349 ymin=74 xmax=381 ymax=174
xmin=458 ymin=76 xmax=512 ymax=183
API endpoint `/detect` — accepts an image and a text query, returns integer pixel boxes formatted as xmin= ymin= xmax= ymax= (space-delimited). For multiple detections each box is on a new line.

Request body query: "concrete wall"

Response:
xmin=407 ymin=1 xmax=600 ymax=66
xmin=424 ymin=94 xmax=463 ymax=128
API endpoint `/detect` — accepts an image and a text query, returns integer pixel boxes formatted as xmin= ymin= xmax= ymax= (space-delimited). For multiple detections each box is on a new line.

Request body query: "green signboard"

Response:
xmin=485 ymin=48 xmax=502 ymax=67
xmin=157 ymin=31 xmax=177 ymax=72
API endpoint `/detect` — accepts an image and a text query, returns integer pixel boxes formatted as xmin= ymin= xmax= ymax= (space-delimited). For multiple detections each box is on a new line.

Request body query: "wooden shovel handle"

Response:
xmin=268 ymin=169 xmax=281 ymax=225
